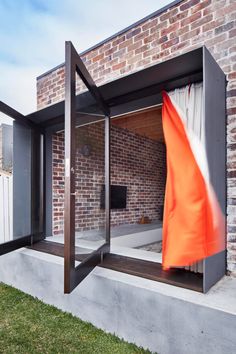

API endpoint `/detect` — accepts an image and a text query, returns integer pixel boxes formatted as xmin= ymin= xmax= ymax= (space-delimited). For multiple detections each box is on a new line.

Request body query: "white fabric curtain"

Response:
xmin=167 ymin=82 xmax=204 ymax=273
xmin=168 ymin=82 xmax=204 ymax=143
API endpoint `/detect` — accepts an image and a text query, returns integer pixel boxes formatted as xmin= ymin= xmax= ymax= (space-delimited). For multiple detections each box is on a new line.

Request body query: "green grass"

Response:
xmin=0 ymin=283 xmax=153 ymax=354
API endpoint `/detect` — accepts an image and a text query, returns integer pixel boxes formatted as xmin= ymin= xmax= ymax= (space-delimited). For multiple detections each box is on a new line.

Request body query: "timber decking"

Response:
xmin=29 ymin=240 xmax=203 ymax=292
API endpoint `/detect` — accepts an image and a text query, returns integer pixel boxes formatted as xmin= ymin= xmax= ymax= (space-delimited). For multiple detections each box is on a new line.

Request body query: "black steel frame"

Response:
xmin=64 ymin=41 xmax=110 ymax=293
xmin=0 ymin=102 xmax=45 ymax=255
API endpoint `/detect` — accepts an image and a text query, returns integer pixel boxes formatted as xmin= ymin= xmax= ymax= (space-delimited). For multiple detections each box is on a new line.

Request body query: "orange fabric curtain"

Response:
xmin=162 ymin=91 xmax=224 ymax=269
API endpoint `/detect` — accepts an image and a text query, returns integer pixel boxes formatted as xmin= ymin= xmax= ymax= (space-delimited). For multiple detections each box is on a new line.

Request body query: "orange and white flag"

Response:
xmin=162 ymin=91 xmax=225 ymax=269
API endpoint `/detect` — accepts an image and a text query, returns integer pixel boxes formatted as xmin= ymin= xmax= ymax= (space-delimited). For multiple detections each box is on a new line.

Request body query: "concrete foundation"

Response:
xmin=0 ymin=248 xmax=235 ymax=354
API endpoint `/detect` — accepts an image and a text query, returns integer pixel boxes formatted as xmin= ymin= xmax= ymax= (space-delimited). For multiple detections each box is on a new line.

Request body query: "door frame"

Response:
xmin=0 ymin=101 xmax=44 ymax=255
xmin=64 ymin=41 xmax=111 ymax=293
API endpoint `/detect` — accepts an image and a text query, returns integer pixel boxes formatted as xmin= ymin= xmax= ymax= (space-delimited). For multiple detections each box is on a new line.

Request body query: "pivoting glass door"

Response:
xmin=64 ymin=41 xmax=110 ymax=293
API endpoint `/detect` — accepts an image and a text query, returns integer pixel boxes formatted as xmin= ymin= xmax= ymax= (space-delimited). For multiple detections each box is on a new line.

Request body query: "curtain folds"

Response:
xmin=162 ymin=83 xmax=224 ymax=273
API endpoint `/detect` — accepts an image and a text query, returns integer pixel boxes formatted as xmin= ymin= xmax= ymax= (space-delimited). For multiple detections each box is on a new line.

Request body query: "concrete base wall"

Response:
xmin=0 ymin=248 xmax=236 ymax=354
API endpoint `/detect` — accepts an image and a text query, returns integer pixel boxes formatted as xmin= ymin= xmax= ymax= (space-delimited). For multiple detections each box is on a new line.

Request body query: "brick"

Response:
xmin=215 ymin=21 xmax=234 ymax=35
xmin=229 ymin=28 xmax=236 ymax=38
xmin=191 ymin=14 xmax=213 ymax=30
xmin=119 ymin=38 xmax=133 ymax=50
xmin=105 ymin=46 xmax=118 ymax=56
xmin=135 ymin=44 xmax=150 ymax=55
xmin=215 ymin=3 xmax=236 ymax=18
xmin=127 ymin=53 xmax=142 ymax=65
xmin=171 ymin=25 xmax=190 ymax=40
xmin=113 ymin=48 xmax=126 ymax=59
xmin=161 ymin=22 xmax=180 ymax=37
xmin=169 ymin=10 xmax=189 ymax=24
xmin=180 ymin=0 xmax=200 ymax=12
xmin=112 ymin=35 xmax=126 ymax=46
xmin=135 ymin=58 xmax=152 ymax=67
xmin=159 ymin=7 xmax=178 ymax=22
xmin=98 ymin=42 xmax=111 ymax=53
xmin=203 ymin=33 xmax=226 ymax=47
xmin=161 ymin=37 xmax=179 ymax=50
xmin=92 ymin=53 xmax=104 ymax=63
xmin=112 ymin=62 xmax=126 ymax=71
xmin=227 ymin=89 xmax=236 ymax=98
xmin=128 ymin=37 xmax=142 ymax=51
xmin=181 ymin=11 xmax=201 ymax=27
xmin=203 ymin=18 xmax=225 ymax=32
xmin=154 ymin=35 xmax=168 ymax=45
xmin=86 ymin=49 xmax=99 ymax=60
xmin=144 ymin=33 xmax=158 ymax=44
xmin=191 ymin=0 xmax=211 ymax=14
xmin=142 ymin=19 xmax=158 ymax=31
xmin=142 ymin=48 xmax=159 ymax=59
xmin=171 ymin=40 xmax=191 ymax=53
xmin=180 ymin=27 xmax=201 ymax=41
xmin=134 ymin=30 xmax=150 ymax=42
xmin=126 ymin=27 xmax=141 ymax=39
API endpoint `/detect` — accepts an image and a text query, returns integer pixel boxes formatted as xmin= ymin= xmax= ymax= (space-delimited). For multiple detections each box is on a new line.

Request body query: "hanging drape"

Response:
xmin=162 ymin=84 xmax=225 ymax=272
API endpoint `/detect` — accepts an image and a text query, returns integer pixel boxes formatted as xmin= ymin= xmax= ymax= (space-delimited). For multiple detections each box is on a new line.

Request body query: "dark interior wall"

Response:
xmin=13 ymin=122 xmax=31 ymax=238
xmin=52 ymin=122 xmax=166 ymax=235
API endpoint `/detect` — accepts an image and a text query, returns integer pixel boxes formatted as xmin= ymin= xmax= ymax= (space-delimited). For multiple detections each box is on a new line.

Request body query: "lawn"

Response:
xmin=0 ymin=283 xmax=153 ymax=354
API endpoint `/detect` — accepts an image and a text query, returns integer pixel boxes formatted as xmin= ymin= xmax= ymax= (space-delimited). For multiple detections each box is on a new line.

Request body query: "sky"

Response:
xmin=0 ymin=0 xmax=172 ymax=116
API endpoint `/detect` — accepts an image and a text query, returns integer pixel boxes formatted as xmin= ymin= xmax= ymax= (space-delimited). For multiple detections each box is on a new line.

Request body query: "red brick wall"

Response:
xmin=37 ymin=0 xmax=236 ymax=273
xmin=52 ymin=123 xmax=166 ymax=235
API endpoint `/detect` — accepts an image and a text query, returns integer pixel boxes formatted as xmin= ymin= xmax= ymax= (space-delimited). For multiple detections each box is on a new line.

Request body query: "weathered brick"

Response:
xmin=181 ymin=11 xmax=201 ymax=27
xmin=135 ymin=44 xmax=150 ymax=55
xmin=229 ymin=28 xmax=236 ymax=39
xmin=92 ymin=53 xmax=104 ymax=63
xmin=215 ymin=21 xmax=235 ymax=35
xmin=191 ymin=0 xmax=212 ymax=14
xmin=119 ymin=38 xmax=133 ymax=50
xmin=161 ymin=37 xmax=179 ymax=50
xmin=171 ymin=40 xmax=191 ymax=53
xmin=215 ymin=3 xmax=236 ymax=18
xmin=126 ymin=28 xmax=141 ymax=39
xmin=191 ymin=14 xmax=213 ymax=30
xmin=159 ymin=7 xmax=178 ymax=22
xmin=169 ymin=10 xmax=189 ymax=24
xmin=180 ymin=27 xmax=201 ymax=41
xmin=112 ymin=35 xmax=126 ymax=46
xmin=142 ymin=19 xmax=158 ymax=31
xmin=134 ymin=30 xmax=150 ymax=42
xmin=112 ymin=62 xmax=126 ymax=71
xmin=180 ymin=0 xmax=200 ymax=12
xmin=161 ymin=22 xmax=180 ymax=37
xmin=203 ymin=17 xmax=225 ymax=32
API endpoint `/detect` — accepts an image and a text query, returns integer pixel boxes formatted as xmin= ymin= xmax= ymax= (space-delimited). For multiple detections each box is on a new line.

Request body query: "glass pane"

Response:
xmin=0 ymin=113 xmax=32 ymax=244
xmin=74 ymin=74 xmax=106 ymax=259
xmin=110 ymin=108 xmax=166 ymax=263
xmin=74 ymin=115 xmax=106 ymax=258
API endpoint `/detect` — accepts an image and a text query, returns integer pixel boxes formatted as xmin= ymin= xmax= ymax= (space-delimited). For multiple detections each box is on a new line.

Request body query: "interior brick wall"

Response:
xmin=37 ymin=0 xmax=236 ymax=273
xmin=52 ymin=123 xmax=166 ymax=235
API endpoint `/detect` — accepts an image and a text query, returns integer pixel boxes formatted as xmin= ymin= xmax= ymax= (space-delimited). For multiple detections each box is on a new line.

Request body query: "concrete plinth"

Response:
xmin=0 ymin=248 xmax=235 ymax=354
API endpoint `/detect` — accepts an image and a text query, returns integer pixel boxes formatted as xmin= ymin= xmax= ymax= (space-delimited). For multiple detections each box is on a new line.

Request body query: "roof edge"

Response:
xmin=37 ymin=0 xmax=183 ymax=80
